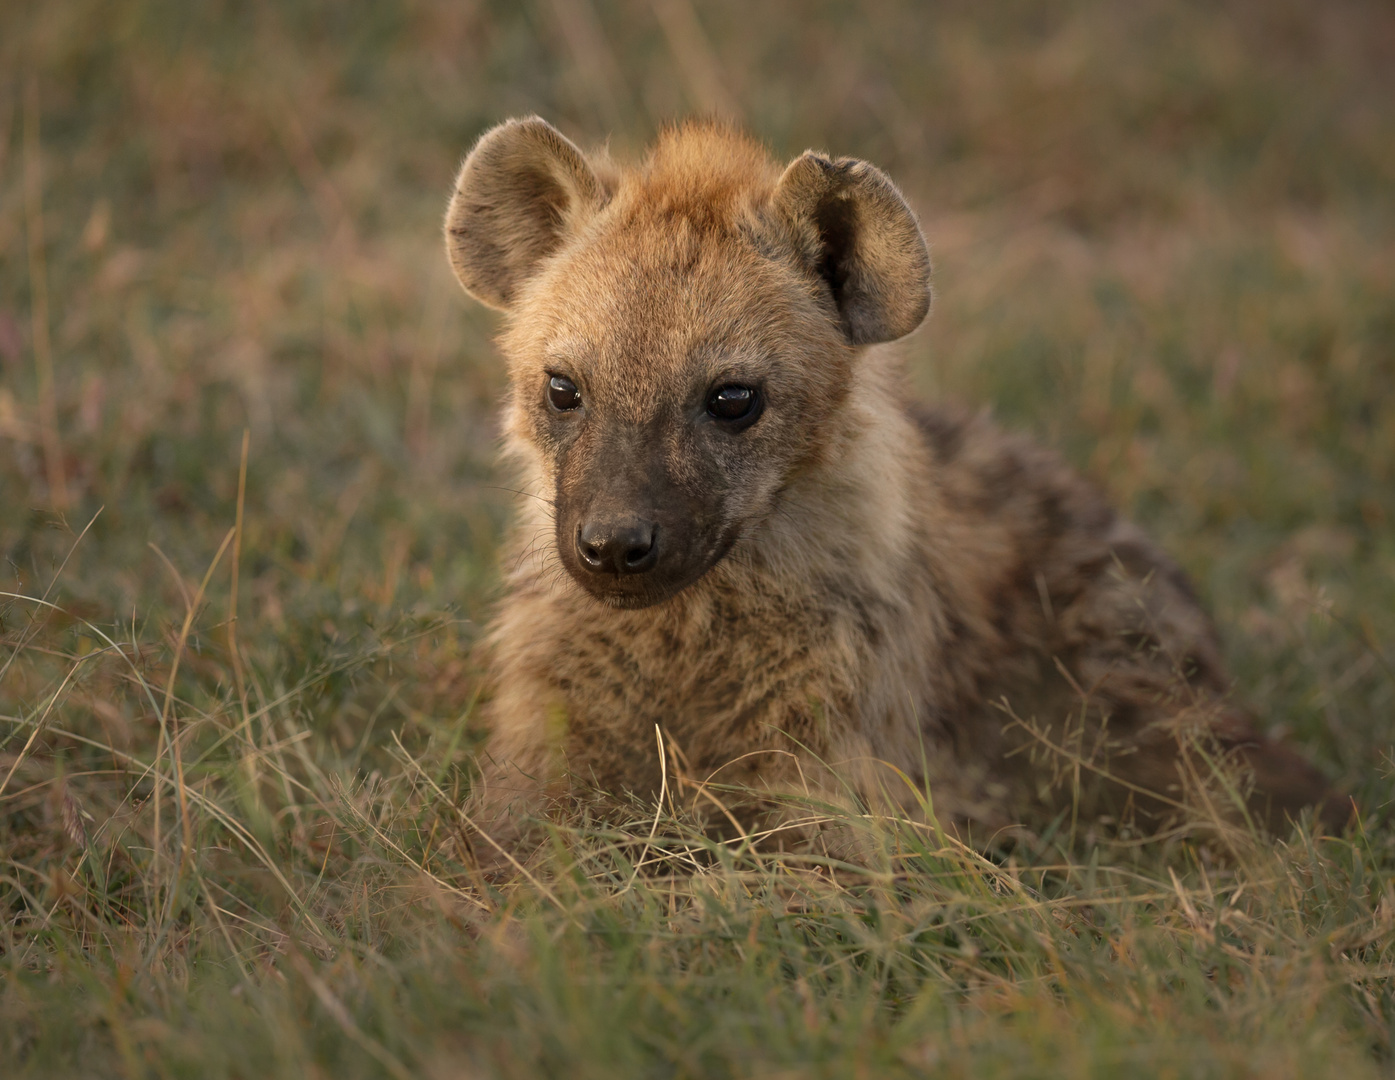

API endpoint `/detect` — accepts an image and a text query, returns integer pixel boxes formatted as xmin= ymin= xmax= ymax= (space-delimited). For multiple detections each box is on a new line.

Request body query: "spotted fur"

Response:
xmin=444 ymin=118 xmax=1341 ymax=852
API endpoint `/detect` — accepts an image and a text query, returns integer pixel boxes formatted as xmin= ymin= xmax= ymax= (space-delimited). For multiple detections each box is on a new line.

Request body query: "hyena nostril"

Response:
xmin=576 ymin=519 xmax=658 ymax=575
xmin=577 ymin=532 xmax=605 ymax=569
xmin=623 ymin=526 xmax=656 ymax=569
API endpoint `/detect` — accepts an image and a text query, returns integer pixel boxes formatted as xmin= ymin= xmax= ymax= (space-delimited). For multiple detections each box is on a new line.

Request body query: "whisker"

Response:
xmin=484 ymin=483 xmax=557 ymax=508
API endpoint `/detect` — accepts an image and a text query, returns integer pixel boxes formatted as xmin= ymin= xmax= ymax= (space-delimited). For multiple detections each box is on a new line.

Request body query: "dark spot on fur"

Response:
xmin=1123 ymin=629 xmax=1162 ymax=655
xmin=989 ymin=557 xmax=1036 ymax=641
xmin=1111 ymin=537 xmax=1203 ymax=606
xmin=1162 ymin=562 xmax=1200 ymax=605
xmin=973 ymin=453 xmax=1026 ymax=514
xmin=1038 ymin=491 xmax=1070 ymax=540
xmin=991 ymin=593 xmax=1014 ymax=638
xmin=1109 ymin=702 xmax=1140 ymax=728
xmin=658 ymin=624 xmax=683 ymax=659
xmin=1179 ymin=650 xmax=1226 ymax=690
xmin=944 ymin=609 xmax=970 ymax=649
xmin=911 ymin=406 xmax=968 ymax=464
xmin=1075 ymin=553 xmax=1114 ymax=583
xmin=1077 ymin=499 xmax=1116 ymax=536
xmin=1110 ymin=538 xmax=1160 ymax=580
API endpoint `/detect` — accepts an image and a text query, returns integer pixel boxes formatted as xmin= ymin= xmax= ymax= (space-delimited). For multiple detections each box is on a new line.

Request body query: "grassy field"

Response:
xmin=2 ymin=1 xmax=1394 ymax=1075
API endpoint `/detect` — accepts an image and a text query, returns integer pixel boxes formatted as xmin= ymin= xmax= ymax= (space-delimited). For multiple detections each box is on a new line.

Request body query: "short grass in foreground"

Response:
xmin=3 ymin=607 xmax=1395 ymax=1079
xmin=2 ymin=0 xmax=1394 ymax=1076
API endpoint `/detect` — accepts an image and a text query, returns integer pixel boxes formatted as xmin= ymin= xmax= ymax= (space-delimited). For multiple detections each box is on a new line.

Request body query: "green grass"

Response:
xmin=2 ymin=1 xmax=1394 ymax=1075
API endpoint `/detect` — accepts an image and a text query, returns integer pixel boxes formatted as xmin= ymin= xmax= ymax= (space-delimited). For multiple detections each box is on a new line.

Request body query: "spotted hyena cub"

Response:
xmin=443 ymin=117 xmax=1339 ymax=851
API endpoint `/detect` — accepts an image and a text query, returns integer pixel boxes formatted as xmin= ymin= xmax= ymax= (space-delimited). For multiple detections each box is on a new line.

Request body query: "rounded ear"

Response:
xmin=771 ymin=152 xmax=931 ymax=345
xmin=444 ymin=117 xmax=605 ymax=310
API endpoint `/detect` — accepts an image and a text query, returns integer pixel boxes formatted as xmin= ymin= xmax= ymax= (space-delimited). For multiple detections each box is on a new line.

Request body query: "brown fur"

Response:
xmin=444 ymin=118 xmax=1342 ymax=853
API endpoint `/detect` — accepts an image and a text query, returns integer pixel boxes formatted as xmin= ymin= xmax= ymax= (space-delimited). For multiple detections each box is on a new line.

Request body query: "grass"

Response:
xmin=2 ymin=0 xmax=1393 ymax=1075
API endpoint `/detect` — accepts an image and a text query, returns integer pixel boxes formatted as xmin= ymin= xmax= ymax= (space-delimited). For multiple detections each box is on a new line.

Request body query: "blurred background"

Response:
xmin=1 ymin=0 xmax=1393 ymax=811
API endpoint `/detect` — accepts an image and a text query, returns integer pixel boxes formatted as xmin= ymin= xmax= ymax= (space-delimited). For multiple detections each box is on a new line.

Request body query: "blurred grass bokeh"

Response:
xmin=2 ymin=1 xmax=1393 ymax=1076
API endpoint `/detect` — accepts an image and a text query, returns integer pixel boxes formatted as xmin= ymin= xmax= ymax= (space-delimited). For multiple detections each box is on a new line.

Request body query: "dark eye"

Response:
xmin=547 ymin=374 xmax=581 ymax=412
xmin=706 ymin=385 xmax=762 ymax=427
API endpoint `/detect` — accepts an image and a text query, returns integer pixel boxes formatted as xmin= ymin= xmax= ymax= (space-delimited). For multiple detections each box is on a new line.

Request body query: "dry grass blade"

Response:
xmin=0 ymin=649 xmax=101 ymax=800
xmin=61 ymin=791 xmax=87 ymax=847
xmin=330 ymin=770 xmax=492 ymax=916
xmin=286 ymin=951 xmax=415 ymax=1080
xmin=149 ymin=527 xmax=235 ymax=883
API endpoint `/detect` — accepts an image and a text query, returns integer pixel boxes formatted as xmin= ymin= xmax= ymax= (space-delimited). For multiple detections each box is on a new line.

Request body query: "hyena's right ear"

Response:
xmin=444 ymin=118 xmax=605 ymax=310
xmin=772 ymin=152 xmax=931 ymax=345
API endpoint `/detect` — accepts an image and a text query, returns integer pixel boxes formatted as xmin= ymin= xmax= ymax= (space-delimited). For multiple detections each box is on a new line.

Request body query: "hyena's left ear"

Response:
xmin=445 ymin=117 xmax=605 ymax=310
xmin=771 ymin=152 xmax=931 ymax=345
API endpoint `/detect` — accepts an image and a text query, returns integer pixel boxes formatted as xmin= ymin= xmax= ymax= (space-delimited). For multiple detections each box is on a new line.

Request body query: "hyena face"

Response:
xmin=504 ymin=229 xmax=843 ymax=608
xmin=445 ymin=119 xmax=932 ymax=607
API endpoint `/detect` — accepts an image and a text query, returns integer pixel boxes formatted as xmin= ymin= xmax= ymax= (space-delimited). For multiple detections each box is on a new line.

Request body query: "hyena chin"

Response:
xmin=444 ymin=117 xmax=1344 ymax=856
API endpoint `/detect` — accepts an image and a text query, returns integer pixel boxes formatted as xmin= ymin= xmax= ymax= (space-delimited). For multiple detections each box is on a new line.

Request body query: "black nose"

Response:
xmin=576 ymin=519 xmax=658 ymax=575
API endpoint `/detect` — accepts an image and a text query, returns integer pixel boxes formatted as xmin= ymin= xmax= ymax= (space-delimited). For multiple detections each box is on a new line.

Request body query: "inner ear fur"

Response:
xmin=771 ymin=152 xmax=931 ymax=345
xmin=445 ymin=117 xmax=604 ymax=310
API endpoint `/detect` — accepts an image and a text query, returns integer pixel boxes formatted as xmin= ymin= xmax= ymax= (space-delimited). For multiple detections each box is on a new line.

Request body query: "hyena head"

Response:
xmin=445 ymin=118 xmax=931 ymax=608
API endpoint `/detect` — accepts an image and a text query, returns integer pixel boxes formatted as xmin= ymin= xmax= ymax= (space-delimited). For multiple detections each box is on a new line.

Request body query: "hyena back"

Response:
xmin=443 ymin=117 xmax=1340 ymax=849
